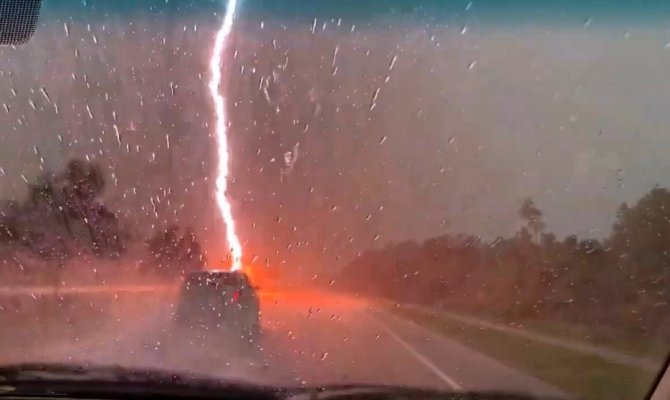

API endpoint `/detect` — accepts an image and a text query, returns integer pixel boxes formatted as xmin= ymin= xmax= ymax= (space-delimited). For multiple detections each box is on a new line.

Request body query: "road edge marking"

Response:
xmin=370 ymin=314 xmax=462 ymax=390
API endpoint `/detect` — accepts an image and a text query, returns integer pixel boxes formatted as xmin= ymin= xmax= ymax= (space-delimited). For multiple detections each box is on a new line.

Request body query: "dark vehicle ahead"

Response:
xmin=174 ymin=270 xmax=261 ymax=340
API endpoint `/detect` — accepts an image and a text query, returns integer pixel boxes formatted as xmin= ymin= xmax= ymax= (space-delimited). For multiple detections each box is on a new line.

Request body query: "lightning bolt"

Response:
xmin=208 ymin=0 xmax=242 ymax=271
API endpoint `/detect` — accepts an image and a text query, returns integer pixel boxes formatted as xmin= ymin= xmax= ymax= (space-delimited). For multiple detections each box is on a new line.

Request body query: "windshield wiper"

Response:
xmin=0 ymin=363 xmax=280 ymax=399
xmin=0 ymin=364 xmax=562 ymax=400
xmin=0 ymin=363 xmax=147 ymax=382
xmin=285 ymin=385 xmax=562 ymax=400
xmin=287 ymin=385 xmax=563 ymax=400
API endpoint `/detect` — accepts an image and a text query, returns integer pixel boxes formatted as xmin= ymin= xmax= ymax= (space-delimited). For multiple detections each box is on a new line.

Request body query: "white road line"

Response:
xmin=371 ymin=315 xmax=462 ymax=390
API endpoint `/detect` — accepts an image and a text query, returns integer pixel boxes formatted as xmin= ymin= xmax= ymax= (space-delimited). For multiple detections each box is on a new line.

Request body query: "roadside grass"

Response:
xmin=390 ymin=306 xmax=659 ymax=400
xmin=493 ymin=317 xmax=667 ymax=363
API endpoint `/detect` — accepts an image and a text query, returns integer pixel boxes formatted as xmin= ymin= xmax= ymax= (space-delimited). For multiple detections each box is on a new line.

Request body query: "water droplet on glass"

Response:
xmin=39 ymin=87 xmax=51 ymax=103
xmin=369 ymin=88 xmax=380 ymax=111
xmin=389 ymin=54 xmax=398 ymax=71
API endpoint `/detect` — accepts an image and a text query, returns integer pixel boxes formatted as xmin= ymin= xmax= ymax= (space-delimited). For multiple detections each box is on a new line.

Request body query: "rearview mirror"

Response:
xmin=0 ymin=0 xmax=42 ymax=45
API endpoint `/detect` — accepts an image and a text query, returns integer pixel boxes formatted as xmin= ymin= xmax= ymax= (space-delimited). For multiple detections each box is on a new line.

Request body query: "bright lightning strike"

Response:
xmin=208 ymin=0 xmax=242 ymax=271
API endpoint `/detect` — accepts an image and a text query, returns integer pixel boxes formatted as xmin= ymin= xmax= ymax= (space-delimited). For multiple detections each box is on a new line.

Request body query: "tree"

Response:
xmin=607 ymin=187 xmax=670 ymax=332
xmin=146 ymin=225 xmax=205 ymax=277
xmin=28 ymin=172 xmax=56 ymax=208
xmin=563 ymin=234 xmax=578 ymax=249
xmin=0 ymin=159 xmax=126 ymax=286
xmin=178 ymin=227 xmax=205 ymax=270
xmin=0 ymin=200 xmax=20 ymax=242
xmin=338 ymin=188 xmax=670 ymax=337
xmin=518 ymin=197 xmax=546 ymax=243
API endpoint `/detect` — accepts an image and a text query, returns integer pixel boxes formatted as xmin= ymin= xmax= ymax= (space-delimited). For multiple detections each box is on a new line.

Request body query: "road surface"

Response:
xmin=1 ymin=290 xmax=564 ymax=398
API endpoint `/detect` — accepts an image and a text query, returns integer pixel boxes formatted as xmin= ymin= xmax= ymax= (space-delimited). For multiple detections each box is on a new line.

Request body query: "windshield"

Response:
xmin=1 ymin=1 xmax=669 ymax=399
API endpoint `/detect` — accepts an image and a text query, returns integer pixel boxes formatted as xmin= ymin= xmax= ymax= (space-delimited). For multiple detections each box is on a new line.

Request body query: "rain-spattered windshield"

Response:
xmin=1 ymin=1 xmax=669 ymax=399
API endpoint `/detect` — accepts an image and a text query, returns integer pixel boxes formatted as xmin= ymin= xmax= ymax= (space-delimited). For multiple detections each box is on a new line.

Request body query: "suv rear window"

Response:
xmin=183 ymin=272 xmax=250 ymax=288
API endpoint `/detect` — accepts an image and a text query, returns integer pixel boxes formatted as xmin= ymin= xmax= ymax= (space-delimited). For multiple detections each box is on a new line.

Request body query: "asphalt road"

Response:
xmin=2 ymin=291 xmax=564 ymax=398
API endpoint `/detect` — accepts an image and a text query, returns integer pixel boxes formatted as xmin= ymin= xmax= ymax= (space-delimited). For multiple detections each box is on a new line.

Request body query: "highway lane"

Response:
xmin=1 ymin=291 xmax=564 ymax=398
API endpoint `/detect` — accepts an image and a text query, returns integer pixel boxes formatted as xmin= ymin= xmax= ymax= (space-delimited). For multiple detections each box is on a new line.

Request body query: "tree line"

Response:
xmin=339 ymin=189 xmax=670 ymax=337
xmin=0 ymin=159 xmax=205 ymax=282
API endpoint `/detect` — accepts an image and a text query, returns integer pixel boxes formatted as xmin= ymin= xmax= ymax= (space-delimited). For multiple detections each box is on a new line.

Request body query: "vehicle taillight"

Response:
xmin=232 ymin=289 xmax=240 ymax=303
